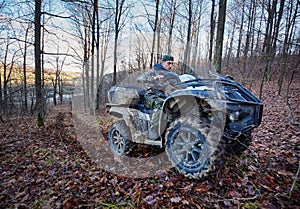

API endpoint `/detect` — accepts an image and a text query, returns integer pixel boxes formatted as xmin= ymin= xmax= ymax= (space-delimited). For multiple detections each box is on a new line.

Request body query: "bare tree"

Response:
xmin=190 ymin=0 xmax=204 ymax=70
xmin=259 ymin=0 xmax=285 ymax=98
xmin=142 ymin=0 xmax=160 ymax=68
xmin=1 ymin=38 xmax=19 ymax=117
xmin=173 ymin=0 xmax=196 ymax=73
xmin=241 ymin=0 xmax=256 ymax=84
xmin=63 ymin=1 xmax=93 ymax=110
xmin=166 ymin=0 xmax=177 ymax=55
xmin=181 ymin=0 xmax=193 ymax=74
xmin=90 ymin=0 xmax=98 ymax=113
xmin=113 ymin=0 xmax=130 ymax=85
xmin=96 ymin=2 xmax=114 ymax=109
xmin=22 ymin=25 xmax=31 ymax=111
xmin=278 ymin=0 xmax=299 ymax=96
xmin=235 ymin=0 xmax=244 ymax=59
xmin=46 ymin=44 xmax=68 ymax=106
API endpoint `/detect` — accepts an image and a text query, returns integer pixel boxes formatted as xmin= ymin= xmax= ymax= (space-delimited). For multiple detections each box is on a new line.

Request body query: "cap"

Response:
xmin=161 ymin=55 xmax=174 ymax=62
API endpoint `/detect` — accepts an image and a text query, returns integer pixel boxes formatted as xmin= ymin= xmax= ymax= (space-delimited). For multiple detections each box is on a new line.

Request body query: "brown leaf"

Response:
xmin=166 ymin=181 xmax=174 ymax=188
xmin=195 ymin=184 xmax=208 ymax=193
xmin=277 ymin=169 xmax=295 ymax=176
xmin=259 ymin=183 xmax=274 ymax=192
xmin=265 ymin=174 xmax=275 ymax=187
xmin=62 ymin=197 xmax=79 ymax=209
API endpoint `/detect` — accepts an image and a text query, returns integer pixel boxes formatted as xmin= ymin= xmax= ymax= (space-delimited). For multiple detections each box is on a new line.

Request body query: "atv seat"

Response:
xmin=107 ymin=85 xmax=146 ymax=105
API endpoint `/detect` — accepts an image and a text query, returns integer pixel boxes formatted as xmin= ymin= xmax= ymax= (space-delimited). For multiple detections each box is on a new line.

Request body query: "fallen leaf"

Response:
xmin=195 ymin=184 xmax=208 ymax=193
xmin=170 ymin=196 xmax=182 ymax=203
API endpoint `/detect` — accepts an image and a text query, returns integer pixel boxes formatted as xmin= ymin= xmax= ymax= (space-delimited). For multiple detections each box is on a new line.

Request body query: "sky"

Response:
xmin=1 ymin=0 xmax=213 ymax=74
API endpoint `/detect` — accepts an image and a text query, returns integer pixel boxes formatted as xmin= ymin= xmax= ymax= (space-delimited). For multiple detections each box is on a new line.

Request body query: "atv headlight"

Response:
xmin=229 ymin=111 xmax=240 ymax=121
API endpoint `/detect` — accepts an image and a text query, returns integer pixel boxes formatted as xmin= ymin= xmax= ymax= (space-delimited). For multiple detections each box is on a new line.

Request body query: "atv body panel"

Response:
xmin=161 ymin=77 xmax=263 ymax=139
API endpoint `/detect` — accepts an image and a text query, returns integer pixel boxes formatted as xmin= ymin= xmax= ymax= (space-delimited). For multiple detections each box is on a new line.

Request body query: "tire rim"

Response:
xmin=111 ymin=129 xmax=125 ymax=154
xmin=170 ymin=127 xmax=210 ymax=169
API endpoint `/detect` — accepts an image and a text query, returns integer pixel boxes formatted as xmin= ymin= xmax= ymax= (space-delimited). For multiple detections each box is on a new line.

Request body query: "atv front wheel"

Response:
xmin=108 ymin=120 xmax=134 ymax=156
xmin=166 ymin=118 xmax=212 ymax=179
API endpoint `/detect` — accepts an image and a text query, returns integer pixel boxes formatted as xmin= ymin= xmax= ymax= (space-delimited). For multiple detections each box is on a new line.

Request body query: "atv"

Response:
xmin=106 ymin=70 xmax=263 ymax=179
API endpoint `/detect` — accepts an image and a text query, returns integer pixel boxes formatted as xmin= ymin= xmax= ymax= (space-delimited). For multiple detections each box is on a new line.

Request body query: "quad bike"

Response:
xmin=106 ymin=70 xmax=263 ymax=179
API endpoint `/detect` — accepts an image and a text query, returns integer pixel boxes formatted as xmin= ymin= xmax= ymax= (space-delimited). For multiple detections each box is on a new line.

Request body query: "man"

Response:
xmin=137 ymin=55 xmax=179 ymax=140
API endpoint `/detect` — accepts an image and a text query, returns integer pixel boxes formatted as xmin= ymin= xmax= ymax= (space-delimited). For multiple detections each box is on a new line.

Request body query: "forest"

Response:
xmin=0 ymin=0 xmax=299 ymax=208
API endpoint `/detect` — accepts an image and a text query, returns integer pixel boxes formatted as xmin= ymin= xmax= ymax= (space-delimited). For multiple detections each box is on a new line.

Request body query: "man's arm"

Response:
xmin=137 ymin=70 xmax=156 ymax=83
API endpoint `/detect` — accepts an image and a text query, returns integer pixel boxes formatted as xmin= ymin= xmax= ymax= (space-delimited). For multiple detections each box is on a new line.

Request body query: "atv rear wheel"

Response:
xmin=108 ymin=120 xmax=134 ymax=156
xmin=165 ymin=118 xmax=212 ymax=179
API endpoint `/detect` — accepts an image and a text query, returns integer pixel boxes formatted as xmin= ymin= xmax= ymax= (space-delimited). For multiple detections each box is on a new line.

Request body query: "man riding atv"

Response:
xmin=106 ymin=60 xmax=263 ymax=179
xmin=137 ymin=55 xmax=179 ymax=140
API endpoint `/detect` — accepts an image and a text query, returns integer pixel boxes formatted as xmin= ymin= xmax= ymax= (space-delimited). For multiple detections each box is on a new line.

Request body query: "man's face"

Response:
xmin=162 ymin=60 xmax=174 ymax=71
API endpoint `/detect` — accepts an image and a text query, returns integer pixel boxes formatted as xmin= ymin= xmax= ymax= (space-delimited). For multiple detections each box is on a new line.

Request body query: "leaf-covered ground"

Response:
xmin=0 ymin=79 xmax=299 ymax=209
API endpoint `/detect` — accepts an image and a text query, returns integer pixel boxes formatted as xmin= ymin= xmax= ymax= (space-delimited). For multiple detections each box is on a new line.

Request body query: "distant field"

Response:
xmin=0 ymin=65 xmax=81 ymax=86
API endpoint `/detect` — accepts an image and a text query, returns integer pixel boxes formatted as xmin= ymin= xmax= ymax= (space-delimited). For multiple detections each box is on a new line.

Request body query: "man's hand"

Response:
xmin=154 ymin=75 xmax=164 ymax=81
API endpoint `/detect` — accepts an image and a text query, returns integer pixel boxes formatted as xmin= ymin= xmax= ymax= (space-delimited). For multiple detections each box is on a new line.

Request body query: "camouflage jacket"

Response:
xmin=137 ymin=64 xmax=180 ymax=92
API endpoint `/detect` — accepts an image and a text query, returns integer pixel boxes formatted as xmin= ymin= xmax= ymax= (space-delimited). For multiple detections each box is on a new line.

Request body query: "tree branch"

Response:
xmin=42 ymin=12 xmax=72 ymax=19
xmin=60 ymin=0 xmax=90 ymax=4
xmin=6 ymin=37 xmax=34 ymax=46
xmin=289 ymin=161 xmax=300 ymax=197
xmin=43 ymin=52 xmax=82 ymax=62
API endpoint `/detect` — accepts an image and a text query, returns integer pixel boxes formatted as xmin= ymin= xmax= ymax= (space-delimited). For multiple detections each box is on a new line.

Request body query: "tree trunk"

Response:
xmin=191 ymin=22 xmax=199 ymax=70
xmin=262 ymin=0 xmax=276 ymax=81
xmin=236 ymin=2 xmax=244 ymax=59
xmin=208 ymin=0 xmax=215 ymax=63
xmin=3 ymin=40 xmax=9 ymax=117
xmin=182 ymin=0 xmax=192 ymax=74
xmin=150 ymin=0 xmax=159 ymax=68
xmin=96 ymin=1 xmax=100 ymax=110
xmin=214 ymin=0 xmax=227 ymax=73
xmin=113 ymin=1 xmax=120 ymax=85
xmin=157 ymin=0 xmax=165 ymax=63
xmin=167 ymin=0 xmax=176 ymax=55
xmin=113 ymin=0 xmax=127 ymax=85
xmin=84 ymin=20 xmax=90 ymax=110
xmin=90 ymin=0 xmax=98 ymax=113
xmin=98 ymin=19 xmax=111 ymax=109
xmin=271 ymin=0 xmax=285 ymax=57
xmin=113 ymin=26 xmax=118 ymax=85
xmin=23 ymin=26 xmax=29 ymax=111
xmin=225 ymin=22 xmax=235 ymax=70
xmin=191 ymin=1 xmax=203 ymax=70
xmin=241 ymin=1 xmax=254 ymax=84
xmin=35 ymin=0 xmax=44 ymax=126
